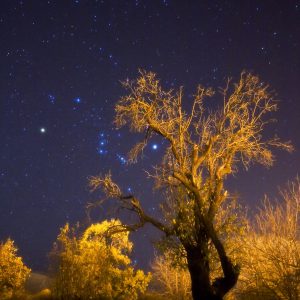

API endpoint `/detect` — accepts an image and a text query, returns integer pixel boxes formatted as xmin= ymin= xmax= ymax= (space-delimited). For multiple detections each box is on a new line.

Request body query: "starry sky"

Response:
xmin=0 ymin=0 xmax=299 ymax=272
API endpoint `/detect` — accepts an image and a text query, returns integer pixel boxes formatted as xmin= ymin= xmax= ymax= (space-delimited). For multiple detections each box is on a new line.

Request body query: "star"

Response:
xmin=40 ymin=127 xmax=46 ymax=133
xmin=73 ymin=97 xmax=81 ymax=104
xmin=117 ymin=154 xmax=127 ymax=164
xmin=98 ymin=149 xmax=105 ymax=155
xmin=152 ymin=144 xmax=158 ymax=150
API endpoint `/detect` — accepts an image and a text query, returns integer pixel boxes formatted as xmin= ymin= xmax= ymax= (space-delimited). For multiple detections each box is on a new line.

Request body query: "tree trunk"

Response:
xmin=186 ymin=245 xmax=222 ymax=300
xmin=186 ymin=237 xmax=238 ymax=300
xmin=208 ymin=222 xmax=239 ymax=298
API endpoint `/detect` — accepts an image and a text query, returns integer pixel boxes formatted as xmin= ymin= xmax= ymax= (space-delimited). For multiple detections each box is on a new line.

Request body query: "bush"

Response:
xmin=0 ymin=239 xmax=31 ymax=299
xmin=232 ymin=179 xmax=300 ymax=299
xmin=52 ymin=219 xmax=151 ymax=299
xmin=150 ymin=251 xmax=192 ymax=300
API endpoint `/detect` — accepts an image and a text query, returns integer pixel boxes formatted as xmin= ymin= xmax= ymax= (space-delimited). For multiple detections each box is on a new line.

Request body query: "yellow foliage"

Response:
xmin=0 ymin=239 xmax=31 ymax=299
xmin=53 ymin=219 xmax=151 ymax=299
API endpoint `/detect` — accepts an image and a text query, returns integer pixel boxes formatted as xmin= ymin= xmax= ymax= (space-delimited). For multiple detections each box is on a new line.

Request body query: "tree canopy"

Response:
xmin=89 ymin=70 xmax=292 ymax=299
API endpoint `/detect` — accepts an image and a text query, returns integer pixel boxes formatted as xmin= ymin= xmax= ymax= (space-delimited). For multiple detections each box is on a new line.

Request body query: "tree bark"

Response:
xmin=185 ymin=235 xmax=238 ymax=300
xmin=186 ymin=242 xmax=222 ymax=300
xmin=208 ymin=223 xmax=239 ymax=298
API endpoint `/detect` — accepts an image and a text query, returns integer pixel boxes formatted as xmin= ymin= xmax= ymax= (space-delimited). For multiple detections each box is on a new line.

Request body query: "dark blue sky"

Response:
xmin=0 ymin=0 xmax=299 ymax=272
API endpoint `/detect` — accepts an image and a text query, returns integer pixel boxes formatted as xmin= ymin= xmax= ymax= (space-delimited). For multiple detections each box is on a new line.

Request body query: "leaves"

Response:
xmin=53 ymin=219 xmax=151 ymax=300
xmin=0 ymin=239 xmax=31 ymax=299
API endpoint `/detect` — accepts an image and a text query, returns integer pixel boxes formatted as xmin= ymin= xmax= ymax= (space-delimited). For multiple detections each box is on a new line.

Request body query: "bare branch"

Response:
xmin=89 ymin=70 xmax=293 ymax=299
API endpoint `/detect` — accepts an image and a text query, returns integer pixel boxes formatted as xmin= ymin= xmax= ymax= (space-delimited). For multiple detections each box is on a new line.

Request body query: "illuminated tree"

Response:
xmin=89 ymin=71 xmax=292 ymax=299
xmin=150 ymin=199 xmax=245 ymax=300
xmin=0 ymin=239 xmax=31 ymax=299
xmin=233 ymin=179 xmax=300 ymax=299
xmin=52 ymin=219 xmax=151 ymax=300
xmin=150 ymin=251 xmax=192 ymax=300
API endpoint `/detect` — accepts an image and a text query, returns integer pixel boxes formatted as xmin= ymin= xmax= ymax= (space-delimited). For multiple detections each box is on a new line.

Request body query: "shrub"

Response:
xmin=52 ymin=219 xmax=151 ymax=299
xmin=0 ymin=239 xmax=31 ymax=299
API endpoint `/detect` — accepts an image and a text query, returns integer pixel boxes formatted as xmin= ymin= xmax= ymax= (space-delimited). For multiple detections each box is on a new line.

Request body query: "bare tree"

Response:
xmin=89 ymin=71 xmax=292 ymax=299
xmin=233 ymin=179 xmax=300 ymax=300
xmin=150 ymin=251 xmax=192 ymax=300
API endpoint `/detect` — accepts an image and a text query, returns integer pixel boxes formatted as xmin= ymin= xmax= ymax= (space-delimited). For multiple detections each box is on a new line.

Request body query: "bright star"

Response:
xmin=152 ymin=144 xmax=158 ymax=150
xmin=74 ymin=97 xmax=81 ymax=104
xmin=40 ymin=127 xmax=46 ymax=133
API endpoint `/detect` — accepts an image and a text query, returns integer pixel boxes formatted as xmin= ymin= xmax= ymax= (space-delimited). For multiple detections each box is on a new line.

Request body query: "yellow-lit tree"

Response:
xmin=233 ymin=179 xmax=300 ymax=299
xmin=150 ymin=250 xmax=192 ymax=300
xmin=0 ymin=239 xmax=31 ymax=299
xmin=89 ymin=71 xmax=292 ymax=299
xmin=150 ymin=198 xmax=245 ymax=300
xmin=52 ymin=219 xmax=151 ymax=300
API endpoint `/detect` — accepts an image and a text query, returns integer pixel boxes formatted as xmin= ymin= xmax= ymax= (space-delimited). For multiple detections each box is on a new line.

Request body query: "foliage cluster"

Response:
xmin=52 ymin=219 xmax=151 ymax=300
xmin=0 ymin=239 xmax=31 ymax=299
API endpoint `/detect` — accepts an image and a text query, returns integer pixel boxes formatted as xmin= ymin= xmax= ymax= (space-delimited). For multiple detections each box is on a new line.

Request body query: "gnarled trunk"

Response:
xmin=185 ymin=233 xmax=239 ymax=300
xmin=186 ymin=244 xmax=218 ymax=300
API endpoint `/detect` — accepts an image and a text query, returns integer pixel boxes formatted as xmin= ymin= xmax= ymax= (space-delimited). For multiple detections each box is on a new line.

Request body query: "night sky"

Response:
xmin=1 ymin=0 xmax=299 ymax=273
